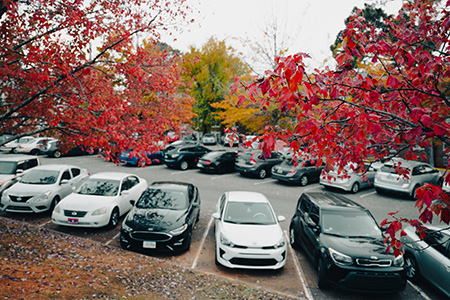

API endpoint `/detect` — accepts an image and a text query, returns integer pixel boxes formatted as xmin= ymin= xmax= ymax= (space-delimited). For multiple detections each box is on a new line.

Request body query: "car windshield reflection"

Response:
xmin=0 ymin=162 xmax=17 ymax=174
xmin=321 ymin=210 xmax=381 ymax=238
xmin=136 ymin=188 xmax=187 ymax=210
xmin=76 ymin=179 xmax=120 ymax=196
xmin=223 ymin=202 xmax=276 ymax=225
xmin=20 ymin=170 xmax=58 ymax=184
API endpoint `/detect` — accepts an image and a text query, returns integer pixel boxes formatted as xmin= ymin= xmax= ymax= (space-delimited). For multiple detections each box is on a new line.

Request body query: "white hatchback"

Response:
xmin=52 ymin=172 xmax=147 ymax=228
xmin=212 ymin=191 xmax=286 ymax=270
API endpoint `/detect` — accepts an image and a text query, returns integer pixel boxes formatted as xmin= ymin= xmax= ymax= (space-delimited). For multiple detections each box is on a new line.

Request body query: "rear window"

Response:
xmin=380 ymin=164 xmax=409 ymax=174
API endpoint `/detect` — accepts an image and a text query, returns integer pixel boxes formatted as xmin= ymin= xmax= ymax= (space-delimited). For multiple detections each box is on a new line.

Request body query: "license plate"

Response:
xmin=68 ymin=218 xmax=78 ymax=224
xmin=143 ymin=241 xmax=156 ymax=249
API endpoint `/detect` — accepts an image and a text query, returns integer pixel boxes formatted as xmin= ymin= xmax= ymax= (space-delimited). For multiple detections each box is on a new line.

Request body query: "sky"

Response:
xmin=161 ymin=0 xmax=403 ymax=72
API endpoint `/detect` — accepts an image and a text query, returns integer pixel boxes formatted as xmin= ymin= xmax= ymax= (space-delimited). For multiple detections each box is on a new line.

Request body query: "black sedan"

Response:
xmin=289 ymin=192 xmax=406 ymax=293
xmin=120 ymin=181 xmax=201 ymax=253
xmin=197 ymin=151 xmax=237 ymax=173
xmin=234 ymin=150 xmax=284 ymax=179
xmin=164 ymin=144 xmax=211 ymax=170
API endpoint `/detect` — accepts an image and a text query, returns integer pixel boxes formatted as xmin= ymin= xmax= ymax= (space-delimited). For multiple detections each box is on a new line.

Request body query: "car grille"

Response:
xmin=130 ymin=232 xmax=171 ymax=241
xmin=229 ymin=258 xmax=279 ymax=266
xmin=233 ymin=244 xmax=278 ymax=250
xmin=356 ymin=258 xmax=392 ymax=267
xmin=64 ymin=210 xmax=88 ymax=217
xmin=10 ymin=196 xmax=33 ymax=202
xmin=6 ymin=205 xmax=33 ymax=212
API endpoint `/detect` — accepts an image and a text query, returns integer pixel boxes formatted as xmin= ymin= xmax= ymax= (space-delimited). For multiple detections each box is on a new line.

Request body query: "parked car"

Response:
xmin=15 ymin=137 xmax=57 ymax=155
xmin=235 ymin=150 xmax=284 ymax=179
xmin=0 ymin=136 xmax=35 ymax=153
xmin=0 ymin=164 xmax=89 ymax=213
xmin=272 ymin=157 xmax=325 ymax=186
xmin=201 ymin=133 xmax=217 ymax=145
xmin=0 ymin=156 xmax=40 ymax=195
xmin=212 ymin=191 xmax=286 ymax=270
xmin=119 ymin=150 xmax=164 ymax=166
xmin=197 ymin=151 xmax=237 ymax=174
xmin=289 ymin=192 xmax=406 ymax=292
xmin=222 ymin=132 xmax=239 ymax=147
xmin=120 ymin=181 xmax=201 ymax=253
xmin=41 ymin=139 xmax=97 ymax=158
xmin=401 ymin=225 xmax=450 ymax=298
xmin=164 ymin=144 xmax=211 ymax=170
xmin=52 ymin=172 xmax=147 ymax=228
xmin=320 ymin=161 xmax=382 ymax=193
xmin=374 ymin=159 xmax=441 ymax=198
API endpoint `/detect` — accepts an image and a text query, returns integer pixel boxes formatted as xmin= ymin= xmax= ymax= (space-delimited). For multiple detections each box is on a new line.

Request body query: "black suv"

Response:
xmin=164 ymin=144 xmax=210 ymax=170
xmin=289 ymin=192 xmax=406 ymax=293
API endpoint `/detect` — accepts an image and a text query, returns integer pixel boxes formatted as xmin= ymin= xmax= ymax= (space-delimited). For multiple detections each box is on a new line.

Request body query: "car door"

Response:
xmin=118 ymin=177 xmax=134 ymax=214
xmin=123 ymin=176 xmax=143 ymax=213
xmin=222 ymin=152 xmax=236 ymax=172
xmin=302 ymin=203 xmax=321 ymax=258
xmin=58 ymin=169 xmax=75 ymax=199
xmin=360 ymin=163 xmax=376 ymax=189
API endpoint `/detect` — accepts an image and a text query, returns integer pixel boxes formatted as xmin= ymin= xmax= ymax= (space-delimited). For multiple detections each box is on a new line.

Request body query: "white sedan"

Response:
xmin=212 ymin=191 xmax=286 ymax=270
xmin=52 ymin=172 xmax=147 ymax=228
xmin=0 ymin=164 xmax=89 ymax=213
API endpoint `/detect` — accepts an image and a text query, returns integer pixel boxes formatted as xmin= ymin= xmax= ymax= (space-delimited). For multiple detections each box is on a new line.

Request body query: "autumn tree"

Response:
xmin=0 ymin=0 xmax=194 ymax=160
xmin=182 ymin=38 xmax=249 ymax=133
xmin=236 ymin=0 xmax=450 ymax=255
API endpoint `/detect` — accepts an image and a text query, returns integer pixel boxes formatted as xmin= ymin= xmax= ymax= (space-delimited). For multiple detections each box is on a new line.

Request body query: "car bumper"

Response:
xmin=320 ymin=177 xmax=353 ymax=191
xmin=120 ymin=229 xmax=190 ymax=253
xmin=235 ymin=164 xmax=258 ymax=176
xmin=374 ymin=181 xmax=412 ymax=195
xmin=272 ymin=172 xmax=299 ymax=183
xmin=216 ymin=243 xmax=286 ymax=270
xmin=0 ymin=198 xmax=52 ymax=213
xmin=164 ymin=159 xmax=180 ymax=168
xmin=52 ymin=211 xmax=110 ymax=228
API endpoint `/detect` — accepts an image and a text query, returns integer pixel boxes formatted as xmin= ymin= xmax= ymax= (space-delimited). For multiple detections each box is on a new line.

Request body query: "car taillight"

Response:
xmin=288 ymin=170 xmax=296 ymax=174
xmin=204 ymin=161 xmax=211 ymax=165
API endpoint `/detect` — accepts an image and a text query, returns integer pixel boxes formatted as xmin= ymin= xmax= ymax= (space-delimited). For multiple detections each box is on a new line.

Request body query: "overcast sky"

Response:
xmin=161 ymin=0 xmax=403 ymax=71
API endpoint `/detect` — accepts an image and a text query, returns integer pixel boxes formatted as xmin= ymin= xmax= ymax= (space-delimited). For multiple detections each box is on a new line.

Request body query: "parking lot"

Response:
xmin=0 ymin=150 xmax=448 ymax=300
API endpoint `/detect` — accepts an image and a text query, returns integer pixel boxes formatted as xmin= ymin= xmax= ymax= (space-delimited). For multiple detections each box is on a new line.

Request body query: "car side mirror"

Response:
xmin=60 ymin=179 xmax=69 ymax=185
xmin=212 ymin=212 xmax=220 ymax=220
xmin=277 ymin=215 xmax=286 ymax=222
xmin=130 ymin=200 xmax=135 ymax=206
xmin=15 ymin=169 xmax=23 ymax=175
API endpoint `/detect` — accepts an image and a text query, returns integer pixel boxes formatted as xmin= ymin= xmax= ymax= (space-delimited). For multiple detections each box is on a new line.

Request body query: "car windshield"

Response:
xmin=76 ymin=179 xmax=120 ymax=196
xmin=321 ymin=210 xmax=381 ymax=238
xmin=136 ymin=188 xmax=187 ymax=210
xmin=20 ymin=170 xmax=59 ymax=184
xmin=223 ymin=202 xmax=276 ymax=225
xmin=0 ymin=161 xmax=17 ymax=174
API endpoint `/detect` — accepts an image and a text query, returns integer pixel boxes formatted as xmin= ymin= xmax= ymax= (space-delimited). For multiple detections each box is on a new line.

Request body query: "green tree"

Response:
xmin=182 ymin=38 xmax=249 ymax=133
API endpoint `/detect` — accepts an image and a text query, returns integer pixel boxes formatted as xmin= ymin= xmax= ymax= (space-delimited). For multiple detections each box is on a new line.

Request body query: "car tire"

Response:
xmin=53 ymin=150 xmax=62 ymax=158
xmin=180 ymin=160 xmax=189 ymax=170
xmin=375 ymin=187 xmax=384 ymax=194
xmin=351 ymin=182 xmax=360 ymax=194
xmin=30 ymin=149 xmax=40 ymax=155
xmin=184 ymin=229 xmax=192 ymax=251
xmin=405 ymin=254 xmax=421 ymax=283
xmin=411 ymin=185 xmax=420 ymax=200
xmin=108 ymin=207 xmax=120 ymax=229
xmin=317 ymin=258 xmax=329 ymax=289
xmin=289 ymin=224 xmax=300 ymax=250
xmin=299 ymin=175 xmax=309 ymax=186
xmin=257 ymin=168 xmax=268 ymax=179
xmin=49 ymin=196 xmax=60 ymax=213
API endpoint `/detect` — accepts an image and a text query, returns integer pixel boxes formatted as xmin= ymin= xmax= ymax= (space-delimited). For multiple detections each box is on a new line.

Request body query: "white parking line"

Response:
xmin=360 ymin=191 xmax=377 ymax=198
xmin=408 ymin=281 xmax=433 ymax=300
xmin=192 ymin=216 xmax=214 ymax=269
xmin=254 ymin=179 xmax=278 ymax=185
xmin=106 ymin=232 xmax=120 ymax=246
xmin=285 ymin=230 xmax=314 ymax=300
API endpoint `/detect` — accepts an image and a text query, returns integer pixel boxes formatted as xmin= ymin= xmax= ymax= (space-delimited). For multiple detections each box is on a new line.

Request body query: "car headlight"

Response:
xmin=274 ymin=236 xmax=285 ymax=248
xmin=92 ymin=207 xmax=107 ymax=215
xmin=393 ymin=254 xmax=404 ymax=267
xmin=171 ymin=154 xmax=179 ymax=158
xmin=170 ymin=224 xmax=188 ymax=235
xmin=121 ymin=220 xmax=133 ymax=232
xmin=328 ymin=247 xmax=353 ymax=265
xmin=220 ymin=232 xmax=235 ymax=247
xmin=32 ymin=191 xmax=52 ymax=202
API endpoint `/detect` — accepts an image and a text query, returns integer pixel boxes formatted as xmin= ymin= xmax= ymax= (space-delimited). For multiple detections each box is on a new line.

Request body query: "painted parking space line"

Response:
xmin=254 ymin=179 xmax=278 ymax=185
xmin=285 ymin=230 xmax=314 ymax=300
xmin=105 ymin=232 xmax=120 ymax=246
xmin=192 ymin=216 xmax=214 ymax=269
xmin=360 ymin=191 xmax=377 ymax=198
xmin=408 ymin=281 xmax=433 ymax=300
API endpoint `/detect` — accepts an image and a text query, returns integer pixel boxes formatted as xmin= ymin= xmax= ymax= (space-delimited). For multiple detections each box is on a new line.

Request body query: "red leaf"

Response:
xmin=386 ymin=76 xmax=400 ymax=89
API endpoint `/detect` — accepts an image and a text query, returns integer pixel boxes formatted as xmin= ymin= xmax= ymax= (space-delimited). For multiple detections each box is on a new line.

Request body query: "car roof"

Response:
xmin=31 ymin=164 xmax=82 ymax=171
xmin=302 ymin=192 xmax=367 ymax=211
xmin=383 ymin=158 xmax=429 ymax=168
xmin=150 ymin=181 xmax=190 ymax=192
xmin=226 ymin=191 xmax=269 ymax=203
xmin=89 ymin=172 xmax=134 ymax=180
xmin=0 ymin=156 xmax=39 ymax=162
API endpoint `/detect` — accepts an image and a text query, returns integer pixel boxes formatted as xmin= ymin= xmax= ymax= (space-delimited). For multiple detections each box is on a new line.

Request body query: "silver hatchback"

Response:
xmin=374 ymin=159 xmax=441 ymax=199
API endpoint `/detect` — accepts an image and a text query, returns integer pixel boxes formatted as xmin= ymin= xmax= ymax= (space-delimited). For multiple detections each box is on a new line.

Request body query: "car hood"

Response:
xmin=320 ymin=233 xmax=394 ymax=258
xmin=5 ymin=182 xmax=56 ymax=195
xmin=59 ymin=193 xmax=117 ymax=211
xmin=222 ymin=222 xmax=283 ymax=247
xmin=0 ymin=174 xmax=14 ymax=182
xmin=125 ymin=208 xmax=186 ymax=231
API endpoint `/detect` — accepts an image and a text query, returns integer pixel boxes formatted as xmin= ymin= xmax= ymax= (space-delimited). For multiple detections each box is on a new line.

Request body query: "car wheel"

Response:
xmin=405 ymin=254 xmax=421 ymax=283
xmin=30 ymin=149 xmax=40 ymax=155
xmin=299 ymin=175 xmax=309 ymax=186
xmin=49 ymin=196 xmax=60 ymax=213
xmin=411 ymin=185 xmax=420 ymax=200
xmin=184 ymin=229 xmax=192 ymax=251
xmin=108 ymin=207 xmax=120 ymax=229
xmin=180 ymin=160 xmax=189 ymax=170
xmin=375 ymin=187 xmax=384 ymax=194
xmin=257 ymin=168 xmax=267 ymax=179
xmin=289 ymin=224 xmax=300 ymax=250
xmin=351 ymin=182 xmax=360 ymax=194
xmin=53 ymin=150 xmax=62 ymax=158
xmin=317 ymin=258 xmax=329 ymax=289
